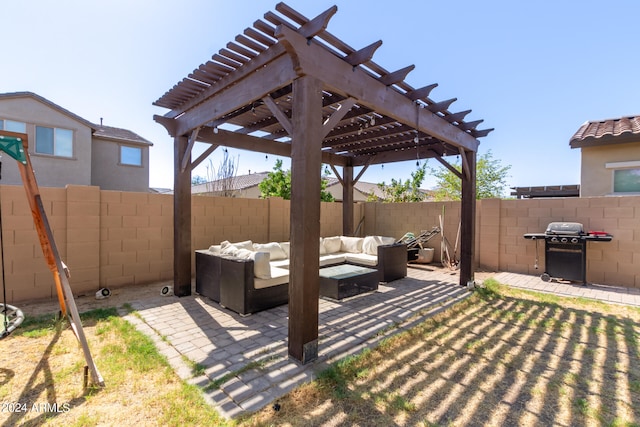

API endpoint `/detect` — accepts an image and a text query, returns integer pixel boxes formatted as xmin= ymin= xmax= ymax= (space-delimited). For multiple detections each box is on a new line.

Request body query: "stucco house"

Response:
xmin=570 ymin=116 xmax=640 ymax=197
xmin=0 ymin=92 xmax=152 ymax=192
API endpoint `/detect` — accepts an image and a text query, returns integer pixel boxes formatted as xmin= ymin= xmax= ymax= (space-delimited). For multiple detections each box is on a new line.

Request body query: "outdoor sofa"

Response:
xmin=195 ymin=235 xmax=407 ymax=315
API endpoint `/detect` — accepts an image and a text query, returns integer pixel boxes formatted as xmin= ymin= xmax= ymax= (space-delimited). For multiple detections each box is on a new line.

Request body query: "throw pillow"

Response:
xmin=279 ymin=242 xmax=290 ymax=258
xmin=253 ymin=251 xmax=272 ymax=279
xmin=322 ymin=236 xmax=342 ymax=254
xmin=230 ymin=240 xmax=254 ymax=251
xmin=221 ymin=244 xmax=240 ymax=256
xmin=362 ymin=235 xmax=395 ymax=255
xmin=340 ymin=236 xmax=364 ymax=253
xmin=253 ymin=242 xmax=288 ymax=260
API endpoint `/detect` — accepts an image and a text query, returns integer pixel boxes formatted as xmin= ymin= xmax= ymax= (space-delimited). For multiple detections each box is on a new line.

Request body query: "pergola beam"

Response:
xmin=262 ymin=95 xmax=292 ymax=135
xmin=181 ymin=127 xmax=200 ymax=173
xmin=173 ymin=53 xmax=297 ymax=136
xmin=194 ymin=127 xmax=346 ymax=166
xmin=322 ymin=97 xmax=356 ymax=138
xmin=191 ymin=144 xmax=219 ymax=170
xmin=298 ymin=5 xmax=337 ymax=39
xmin=379 ymin=65 xmax=415 ymax=87
xmin=160 ymin=43 xmax=289 ymax=121
xmin=345 ymin=40 xmax=382 ymax=67
xmin=273 ymin=24 xmax=479 ymax=153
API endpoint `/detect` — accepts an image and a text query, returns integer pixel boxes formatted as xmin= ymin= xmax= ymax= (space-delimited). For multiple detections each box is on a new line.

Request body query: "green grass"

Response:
xmin=6 ymin=306 xmax=232 ymax=426
xmin=182 ymin=356 xmax=206 ymax=377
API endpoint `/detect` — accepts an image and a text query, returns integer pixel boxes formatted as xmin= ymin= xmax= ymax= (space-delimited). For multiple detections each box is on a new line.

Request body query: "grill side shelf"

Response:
xmin=523 ymin=233 xmax=546 ymax=239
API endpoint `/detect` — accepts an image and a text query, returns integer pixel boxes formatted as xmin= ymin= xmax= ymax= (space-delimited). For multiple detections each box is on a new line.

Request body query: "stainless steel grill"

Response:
xmin=524 ymin=222 xmax=613 ymax=284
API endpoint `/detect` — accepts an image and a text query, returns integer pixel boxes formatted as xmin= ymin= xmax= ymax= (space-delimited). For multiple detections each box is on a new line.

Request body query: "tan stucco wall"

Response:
xmin=580 ymin=141 xmax=640 ymax=196
xmin=0 ymin=97 xmax=92 ymax=187
xmin=91 ymin=136 xmax=150 ymax=192
xmin=3 ymin=186 xmax=638 ymax=304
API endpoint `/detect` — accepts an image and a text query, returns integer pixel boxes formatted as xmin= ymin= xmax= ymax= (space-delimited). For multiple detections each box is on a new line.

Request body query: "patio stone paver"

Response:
xmin=17 ymin=266 xmax=640 ymax=420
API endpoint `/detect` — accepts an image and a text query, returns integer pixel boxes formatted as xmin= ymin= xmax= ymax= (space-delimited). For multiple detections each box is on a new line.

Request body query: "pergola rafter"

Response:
xmin=153 ymin=2 xmax=492 ymax=363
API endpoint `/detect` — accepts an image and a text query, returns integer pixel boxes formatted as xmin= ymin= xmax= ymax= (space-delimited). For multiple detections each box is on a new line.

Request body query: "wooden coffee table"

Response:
xmin=319 ymin=264 xmax=379 ymax=300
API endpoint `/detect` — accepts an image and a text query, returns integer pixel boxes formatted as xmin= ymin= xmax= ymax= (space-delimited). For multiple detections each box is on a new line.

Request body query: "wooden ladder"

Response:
xmin=0 ymin=130 xmax=104 ymax=387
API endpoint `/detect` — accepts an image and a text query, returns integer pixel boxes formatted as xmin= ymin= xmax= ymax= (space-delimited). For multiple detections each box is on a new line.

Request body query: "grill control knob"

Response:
xmin=551 ymin=237 xmax=558 ymax=243
xmin=561 ymin=237 xmax=568 ymax=243
xmin=571 ymin=237 xmax=579 ymax=244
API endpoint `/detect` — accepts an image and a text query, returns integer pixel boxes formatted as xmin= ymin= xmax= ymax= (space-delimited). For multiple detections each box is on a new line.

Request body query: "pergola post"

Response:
xmin=174 ymin=135 xmax=192 ymax=296
xmin=288 ymin=75 xmax=323 ymax=363
xmin=342 ymin=165 xmax=354 ymax=236
xmin=459 ymin=149 xmax=476 ymax=287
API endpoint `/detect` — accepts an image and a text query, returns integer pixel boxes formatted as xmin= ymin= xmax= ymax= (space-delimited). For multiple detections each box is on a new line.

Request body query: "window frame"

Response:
xmin=0 ymin=119 xmax=27 ymax=133
xmin=119 ymin=144 xmax=143 ymax=167
xmin=606 ymin=161 xmax=640 ymax=194
xmin=34 ymin=125 xmax=74 ymax=158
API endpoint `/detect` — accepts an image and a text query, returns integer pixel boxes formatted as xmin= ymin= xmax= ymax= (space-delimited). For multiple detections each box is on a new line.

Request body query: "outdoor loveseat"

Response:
xmin=195 ymin=236 xmax=407 ymax=315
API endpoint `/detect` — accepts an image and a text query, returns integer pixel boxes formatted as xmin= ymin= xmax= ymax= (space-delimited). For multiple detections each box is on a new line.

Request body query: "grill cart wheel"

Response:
xmin=540 ymin=273 xmax=551 ymax=282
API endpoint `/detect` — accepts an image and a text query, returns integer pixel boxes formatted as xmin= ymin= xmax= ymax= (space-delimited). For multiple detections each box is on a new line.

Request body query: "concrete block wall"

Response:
xmin=492 ymin=196 xmax=640 ymax=288
xmin=1 ymin=185 xmax=638 ymax=304
xmin=99 ymin=190 xmax=173 ymax=291
xmin=364 ymin=201 xmax=463 ymax=263
xmin=368 ymin=196 xmax=639 ymax=288
xmin=0 ymin=185 xmax=64 ymax=302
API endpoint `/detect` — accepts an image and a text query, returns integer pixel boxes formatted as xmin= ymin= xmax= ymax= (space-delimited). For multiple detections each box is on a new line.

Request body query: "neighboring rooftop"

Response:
xmin=570 ymin=116 xmax=640 ymax=148
xmin=0 ymin=91 xmax=152 ymax=146
xmin=191 ymin=171 xmax=431 ymax=200
xmin=93 ymin=124 xmax=153 ymax=146
xmin=191 ymin=171 xmax=270 ymax=194
xmin=511 ymin=185 xmax=580 ymax=199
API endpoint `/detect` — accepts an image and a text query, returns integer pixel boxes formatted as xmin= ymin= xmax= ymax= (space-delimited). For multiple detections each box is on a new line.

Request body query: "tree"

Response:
xmin=259 ymin=159 xmax=335 ymax=202
xmin=191 ymin=175 xmax=207 ymax=185
xmin=368 ymin=162 xmax=428 ymax=203
xmin=206 ymin=149 xmax=239 ymax=197
xmin=430 ymin=150 xmax=511 ymax=200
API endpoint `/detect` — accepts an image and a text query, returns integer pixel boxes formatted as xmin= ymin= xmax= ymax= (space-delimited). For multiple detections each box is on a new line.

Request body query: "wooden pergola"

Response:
xmin=154 ymin=3 xmax=492 ymax=363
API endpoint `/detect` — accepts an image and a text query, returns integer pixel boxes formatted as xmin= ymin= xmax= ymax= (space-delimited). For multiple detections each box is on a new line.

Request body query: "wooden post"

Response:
xmin=174 ymin=136 xmax=192 ymax=297
xmin=342 ymin=165 xmax=354 ymax=236
xmin=289 ymin=75 xmax=322 ymax=363
xmin=459 ymin=149 xmax=476 ymax=287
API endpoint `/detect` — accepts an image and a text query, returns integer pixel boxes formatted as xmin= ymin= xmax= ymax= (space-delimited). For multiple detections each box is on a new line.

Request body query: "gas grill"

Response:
xmin=524 ymin=222 xmax=613 ymax=284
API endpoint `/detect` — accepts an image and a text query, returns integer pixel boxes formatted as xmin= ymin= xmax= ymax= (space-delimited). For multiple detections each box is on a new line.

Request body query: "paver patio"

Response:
xmin=18 ymin=266 xmax=640 ymax=418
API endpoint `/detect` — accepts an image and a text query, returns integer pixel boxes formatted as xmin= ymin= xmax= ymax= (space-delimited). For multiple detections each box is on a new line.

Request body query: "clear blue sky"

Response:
xmin=2 ymin=1 xmax=638 ymax=193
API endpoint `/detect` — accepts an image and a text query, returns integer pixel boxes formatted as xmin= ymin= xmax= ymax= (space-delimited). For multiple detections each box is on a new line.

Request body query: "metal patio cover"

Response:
xmin=153 ymin=3 xmax=492 ymax=363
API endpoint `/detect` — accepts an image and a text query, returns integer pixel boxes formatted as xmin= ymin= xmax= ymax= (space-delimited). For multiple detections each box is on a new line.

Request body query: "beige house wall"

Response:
xmin=580 ymin=142 xmax=640 ymax=197
xmin=0 ymin=97 xmax=93 ymax=187
xmin=2 ymin=186 xmax=638 ymax=304
xmin=91 ymin=136 xmax=151 ymax=192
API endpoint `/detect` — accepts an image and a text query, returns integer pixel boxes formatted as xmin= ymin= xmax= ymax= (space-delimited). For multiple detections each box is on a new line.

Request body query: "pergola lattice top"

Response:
xmin=154 ymin=3 xmax=492 ymax=167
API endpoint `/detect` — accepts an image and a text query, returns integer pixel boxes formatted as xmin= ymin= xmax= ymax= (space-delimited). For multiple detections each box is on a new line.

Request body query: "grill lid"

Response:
xmin=545 ymin=222 xmax=584 ymax=235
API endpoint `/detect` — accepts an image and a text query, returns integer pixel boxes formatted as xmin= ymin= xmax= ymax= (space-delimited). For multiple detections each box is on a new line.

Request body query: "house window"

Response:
xmin=613 ymin=168 xmax=640 ymax=193
xmin=606 ymin=161 xmax=640 ymax=193
xmin=120 ymin=145 xmax=142 ymax=166
xmin=35 ymin=126 xmax=73 ymax=157
xmin=0 ymin=119 xmax=27 ymax=133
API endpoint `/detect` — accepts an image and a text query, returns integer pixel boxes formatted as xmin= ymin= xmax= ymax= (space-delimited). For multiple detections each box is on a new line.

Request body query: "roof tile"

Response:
xmin=570 ymin=116 xmax=640 ymax=148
